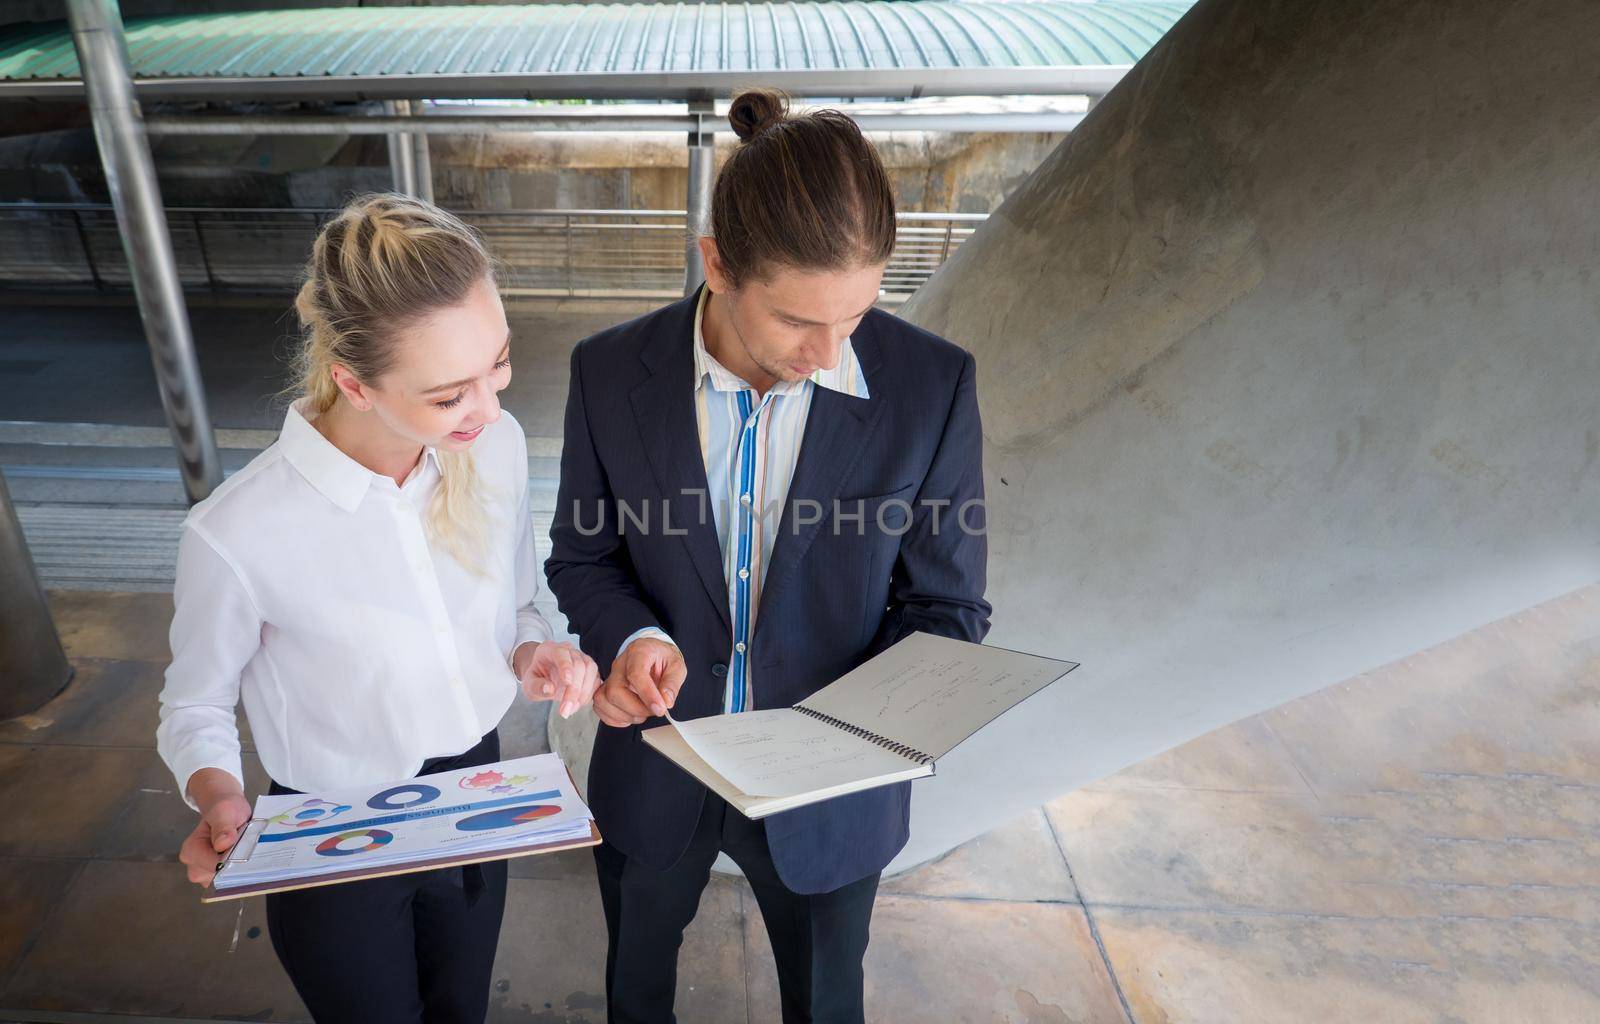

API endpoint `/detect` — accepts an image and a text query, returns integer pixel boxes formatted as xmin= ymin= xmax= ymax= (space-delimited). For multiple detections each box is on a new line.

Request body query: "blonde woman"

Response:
xmin=156 ymin=193 xmax=600 ymax=1023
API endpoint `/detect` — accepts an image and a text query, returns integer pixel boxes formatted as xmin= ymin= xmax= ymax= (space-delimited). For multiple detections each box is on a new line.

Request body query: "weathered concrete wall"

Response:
xmin=429 ymin=129 xmax=1064 ymax=212
xmin=0 ymin=125 xmax=1061 ymax=213
xmin=0 ymin=127 xmax=389 ymax=207
xmin=890 ymin=0 xmax=1600 ymax=871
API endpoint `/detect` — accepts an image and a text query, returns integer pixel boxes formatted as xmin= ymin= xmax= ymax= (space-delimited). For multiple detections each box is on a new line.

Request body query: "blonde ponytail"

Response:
xmin=292 ymin=192 xmax=499 ymax=571
xmin=429 ymin=450 xmax=486 ymax=569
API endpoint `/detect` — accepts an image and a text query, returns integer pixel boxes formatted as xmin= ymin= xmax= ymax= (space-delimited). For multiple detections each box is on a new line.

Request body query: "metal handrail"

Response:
xmin=0 ymin=202 xmax=988 ymax=220
xmin=0 ymin=202 xmax=984 ymax=299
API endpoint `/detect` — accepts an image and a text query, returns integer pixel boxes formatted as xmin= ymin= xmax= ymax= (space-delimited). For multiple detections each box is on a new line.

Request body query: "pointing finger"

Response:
xmin=660 ymin=653 xmax=688 ymax=708
xmin=627 ymin=660 xmax=667 ymax=717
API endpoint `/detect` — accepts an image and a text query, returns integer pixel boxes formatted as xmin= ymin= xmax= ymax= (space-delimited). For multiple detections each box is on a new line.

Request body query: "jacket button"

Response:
xmin=711 ymin=662 xmax=728 ymax=677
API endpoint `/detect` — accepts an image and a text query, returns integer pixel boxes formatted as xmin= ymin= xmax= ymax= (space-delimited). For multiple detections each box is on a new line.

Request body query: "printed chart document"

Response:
xmin=205 ymin=752 xmax=598 ymax=902
xmin=643 ymin=632 xmax=1078 ymax=818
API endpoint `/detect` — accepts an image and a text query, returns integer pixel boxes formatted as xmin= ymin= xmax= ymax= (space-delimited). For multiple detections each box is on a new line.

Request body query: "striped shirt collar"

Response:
xmin=690 ymin=285 xmax=871 ymax=400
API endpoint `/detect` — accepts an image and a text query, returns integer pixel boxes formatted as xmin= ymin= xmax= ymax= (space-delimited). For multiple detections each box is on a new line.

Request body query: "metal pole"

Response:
xmin=67 ymin=0 xmax=222 ymax=504
xmin=683 ymin=99 xmax=715 ymax=296
xmin=384 ymin=99 xmax=417 ymax=195
xmin=410 ymin=101 xmax=434 ymax=203
xmin=0 ymin=471 xmax=72 ymax=720
xmin=141 ymin=111 xmax=1090 ymax=136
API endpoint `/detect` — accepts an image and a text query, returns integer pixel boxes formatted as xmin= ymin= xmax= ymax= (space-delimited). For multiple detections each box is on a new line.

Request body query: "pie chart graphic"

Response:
xmin=454 ymin=804 xmax=561 ymax=832
xmin=367 ymin=783 xmax=441 ymax=810
xmin=315 ymin=829 xmax=394 ymax=856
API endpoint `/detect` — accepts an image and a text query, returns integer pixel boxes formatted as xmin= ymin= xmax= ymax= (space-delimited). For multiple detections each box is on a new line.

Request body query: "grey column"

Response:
xmin=385 ymin=99 xmax=418 ymax=196
xmin=0 ymin=471 xmax=72 ymax=719
xmin=889 ymin=0 xmax=1600 ymax=872
xmin=67 ymin=0 xmax=222 ymax=504
xmin=683 ymin=99 xmax=716 ymax=295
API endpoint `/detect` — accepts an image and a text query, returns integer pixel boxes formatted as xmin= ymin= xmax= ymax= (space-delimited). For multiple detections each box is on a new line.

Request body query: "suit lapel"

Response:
xmin=753 ymin=317 xmax=888 ymax=638
xmin=629 ymin=286 xmax=734 ymax=637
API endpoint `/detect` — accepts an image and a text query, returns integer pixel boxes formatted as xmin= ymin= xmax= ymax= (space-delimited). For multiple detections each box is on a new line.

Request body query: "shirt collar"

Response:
xmin=691 ymin=285 xmax=871 ymax=401
xmin=279 ymin=398 xmax=441 ymax=513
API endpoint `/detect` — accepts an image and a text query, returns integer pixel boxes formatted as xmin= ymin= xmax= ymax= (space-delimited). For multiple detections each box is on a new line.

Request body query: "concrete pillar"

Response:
xmin=889 ymin=0 xmax=1600 ymax=871
xmin=683 ymin=99 xmax=716 ymax=296
xmin=67 ymin=0 xmax=222 ymax=504
xmin=0 ymin=471 xmax=72 ymax=719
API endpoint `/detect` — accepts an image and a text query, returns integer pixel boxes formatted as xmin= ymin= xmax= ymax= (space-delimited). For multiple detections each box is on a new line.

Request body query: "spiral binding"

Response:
xmin=793 ymin=705 xmax=935 ymax=766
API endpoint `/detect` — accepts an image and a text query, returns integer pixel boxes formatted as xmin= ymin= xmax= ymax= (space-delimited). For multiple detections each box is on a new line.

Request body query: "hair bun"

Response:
xmin=728 ymin=88 xmax=789 ymax=143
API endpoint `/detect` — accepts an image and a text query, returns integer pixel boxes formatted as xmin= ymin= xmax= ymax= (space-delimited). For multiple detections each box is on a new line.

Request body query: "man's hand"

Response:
xmin=179 ymin=768 xmax=252 ymax=887
xmin=595 ymin=637 xmax=687 ymax=725
xmin=593 ymin=674 xmax=652 ymax=727
xmin=515 ymin=640 xmax=602 ymax=719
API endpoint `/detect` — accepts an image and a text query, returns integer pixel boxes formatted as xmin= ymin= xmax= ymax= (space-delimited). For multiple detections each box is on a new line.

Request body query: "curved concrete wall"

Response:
xmin=888 ymin=0 xmax=1600 ymax=870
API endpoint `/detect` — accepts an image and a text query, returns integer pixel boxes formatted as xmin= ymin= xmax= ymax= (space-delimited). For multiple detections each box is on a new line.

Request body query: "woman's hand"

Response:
xmin=515 ymin=640 xmax=601 ymax=718
xmin=179 ymin=768 xmax=253 ymax=887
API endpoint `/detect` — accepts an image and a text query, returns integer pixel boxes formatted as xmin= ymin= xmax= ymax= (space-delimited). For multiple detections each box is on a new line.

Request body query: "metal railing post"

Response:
xmin=0 ymin=470 xmax=73 ymax=720
xmin=384 ymin=99 xmax=418 ymax=196
xmin=411 ymin=100 xmax=434 ymax=204
xmin=190 ymin=209 xmax=215 ymax=289
xmin=70 ymin=207 xmax=102 ymax=288
xmin=565 ymin=213 xmax=574 ymax=295
xmin=66 ymin=0 xmax=222 ymax=503
xmin=683 ymin=98 xmax=715 ymax=295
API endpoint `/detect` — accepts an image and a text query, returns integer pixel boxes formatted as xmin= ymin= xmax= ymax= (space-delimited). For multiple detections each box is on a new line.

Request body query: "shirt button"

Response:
xmin=735 ymin=642 xmax=746 ymax=654
xmin=738 ymin=567 xmax=750 ymax=580
xmin=711 ymin=662 xmax=728 ymax=677
xmin=739 ymin=493 xmax=752 ymax=506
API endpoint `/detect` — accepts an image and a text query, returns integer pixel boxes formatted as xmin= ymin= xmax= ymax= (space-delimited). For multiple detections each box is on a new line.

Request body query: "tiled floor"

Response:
xmin=2 ymin=587 xmax=1598 ymax=1023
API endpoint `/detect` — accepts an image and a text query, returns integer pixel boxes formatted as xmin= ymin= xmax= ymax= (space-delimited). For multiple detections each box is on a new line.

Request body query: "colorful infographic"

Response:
xmin=265 ymin=797 xmax=352 ymax=829
xmin=214 ymin=752 xmax=595 ymax=897
xmin=315 ymin=829 xmax=394 ymax=857
xmin=457 ymin=768 xmax=536 ymax=796
xmin=455 ymin=804 xmax=562 ymax=832
xmin=367 ymin=783 xmax=441 ymax=810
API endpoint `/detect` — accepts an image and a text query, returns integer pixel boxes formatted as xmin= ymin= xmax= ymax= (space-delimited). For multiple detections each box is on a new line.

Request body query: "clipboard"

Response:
xmin=203 ymin=762 xmax=601 ymax=902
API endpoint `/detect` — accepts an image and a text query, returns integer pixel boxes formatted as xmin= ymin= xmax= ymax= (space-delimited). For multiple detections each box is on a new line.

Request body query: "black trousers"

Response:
xmin=264 ymin=730 xmax=509 ymax=1024
xmin=594 ymin=792 xmax=880 ymax=1024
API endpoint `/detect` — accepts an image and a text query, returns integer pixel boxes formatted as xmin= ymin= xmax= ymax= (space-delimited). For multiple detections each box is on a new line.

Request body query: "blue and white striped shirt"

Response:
xmin=620 ymin=285 xmax=871 ymax=713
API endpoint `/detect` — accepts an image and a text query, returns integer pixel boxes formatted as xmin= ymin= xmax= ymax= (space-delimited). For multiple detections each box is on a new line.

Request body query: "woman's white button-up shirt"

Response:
xmin=156 ymin=399 xmax=553 ymax=808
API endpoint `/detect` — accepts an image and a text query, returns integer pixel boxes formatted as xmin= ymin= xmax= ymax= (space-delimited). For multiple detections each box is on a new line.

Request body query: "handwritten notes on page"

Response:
xmin=800 ymin=632 xmax=1078 ymax=761
xmin=666 ymin=708 xmax=919 ymax=798
xmin=647 ymin=633 xmax=1078 ymax=819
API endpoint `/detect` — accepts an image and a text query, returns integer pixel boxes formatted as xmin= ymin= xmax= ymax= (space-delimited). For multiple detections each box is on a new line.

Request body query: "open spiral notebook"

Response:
xmin=643 ymin=631 xmax=1079 ymax=819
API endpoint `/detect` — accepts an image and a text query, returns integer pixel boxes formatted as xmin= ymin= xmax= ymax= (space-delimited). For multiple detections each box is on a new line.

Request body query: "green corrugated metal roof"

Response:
xmin=0 ymin=2 xmax=1192 ymax=83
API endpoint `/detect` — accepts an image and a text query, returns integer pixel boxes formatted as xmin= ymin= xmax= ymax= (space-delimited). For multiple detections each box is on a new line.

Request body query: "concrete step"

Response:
xmin=16 ymin=502 xmax=560 ymax=592
xmin=6 ymin=429 xmax=564 ymax=591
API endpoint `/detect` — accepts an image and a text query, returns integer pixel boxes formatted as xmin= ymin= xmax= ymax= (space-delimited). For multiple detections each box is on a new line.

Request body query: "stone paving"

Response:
xmin=2 ymin=587 xmax=1596 ymax=1022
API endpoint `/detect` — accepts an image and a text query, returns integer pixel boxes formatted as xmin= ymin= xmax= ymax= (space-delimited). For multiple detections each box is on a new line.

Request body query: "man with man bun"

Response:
xmin=547 ymin=88 xmax=991 ymax=1023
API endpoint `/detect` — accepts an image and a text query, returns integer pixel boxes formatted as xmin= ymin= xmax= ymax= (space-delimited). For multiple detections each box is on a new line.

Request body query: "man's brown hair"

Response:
xmin=708 ymin=88 xmax=897 ymax=289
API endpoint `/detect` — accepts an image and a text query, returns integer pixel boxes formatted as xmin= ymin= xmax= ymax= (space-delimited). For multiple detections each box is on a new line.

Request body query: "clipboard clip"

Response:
xmin=212 ymin=817 xmax=269 ymax=879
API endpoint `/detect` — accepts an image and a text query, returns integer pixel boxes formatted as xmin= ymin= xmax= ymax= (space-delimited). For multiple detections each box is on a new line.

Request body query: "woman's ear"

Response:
xmin=329 ymin=363 xmax=373 ymax=411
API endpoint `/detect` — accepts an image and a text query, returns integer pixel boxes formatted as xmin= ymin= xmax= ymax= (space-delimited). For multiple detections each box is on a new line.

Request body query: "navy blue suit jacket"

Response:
xmin=544 ymin=283 xmax=991 ymax=894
